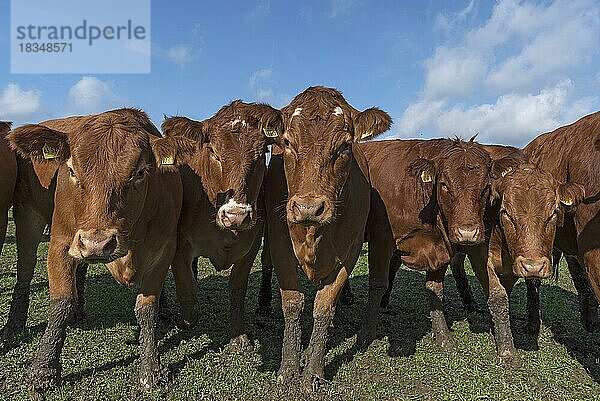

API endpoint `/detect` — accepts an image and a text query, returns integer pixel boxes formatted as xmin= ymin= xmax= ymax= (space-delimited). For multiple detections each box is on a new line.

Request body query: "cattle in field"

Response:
xmin=0 ymin=122 xmax=16 ymax=264
xmin=7 ymin=108 xmax=188 ymax=395
xmin=264 ymin=86 xmax=391 ymax=390
xmin=524 ymin=111 xmax=600 ymax=325
xmin=156 ymin=100 xmax=282 ymax=350
xmin=359 ymin=138 xmax=527 ymax=365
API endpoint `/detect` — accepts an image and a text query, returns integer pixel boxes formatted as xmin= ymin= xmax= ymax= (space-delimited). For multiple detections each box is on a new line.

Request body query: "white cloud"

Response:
xmin=329 ymin=0 xmax=361 ymax=19
xmin=68 ymin=77 xmax=117 ymax=114
xmin=0 ymin=84 xmax=41 ymax=120
xmin=435 ymin=0 xmax=476 ymax=34
xmin=398 ymin=0 xmax=600 ymax=145
xmin=245 ymin=0 xmax=270 ymax=24
xmin=247 ymin=68 xmax=291 ymax=107
xmin=165 ymin=45 xmax=193 ymax=67
xmin=399 ymin=80 xmax=594 ymax=146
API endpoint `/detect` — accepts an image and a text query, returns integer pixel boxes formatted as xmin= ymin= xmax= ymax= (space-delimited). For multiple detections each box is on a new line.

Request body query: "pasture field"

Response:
xmin=1 ymin=213 xmax=600 ymax=401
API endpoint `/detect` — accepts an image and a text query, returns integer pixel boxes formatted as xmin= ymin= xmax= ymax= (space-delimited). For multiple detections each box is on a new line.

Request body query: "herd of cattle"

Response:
xmin=0 ymin=86 xmax=599 ymax=396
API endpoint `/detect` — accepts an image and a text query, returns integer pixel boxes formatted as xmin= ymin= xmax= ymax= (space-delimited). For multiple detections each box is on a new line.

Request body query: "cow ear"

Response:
xmin=353 ymin=108 xmax=392 ymax=141
xmin=0 ymin=121 xmax=12 ymax=137
xmin=162 ymin=117 xmax=206 ymax=143
xmin=408 ymin=158 xmax=435 ymax=184
xmin=7 ymin=124 xmax=70 ymax=189
xmin=246 ymin=104 xmax=284 ymax=145
xmin=150 ymin=135 xmax=198 ymax=172
xmin=558 ymin=182 xmax=585 ymax=210
xmin=491 ymin=155 xmax=522 ymax=179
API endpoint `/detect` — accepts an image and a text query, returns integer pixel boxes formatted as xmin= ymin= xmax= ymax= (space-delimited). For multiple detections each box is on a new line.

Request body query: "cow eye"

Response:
xmin=283 ymin=138 xmax=291 ymax=147
xmin=338 ymin=142 xmax=351 ymax=155
xmin=68 ymin=166 xmax=76 ymax=178
xmin=546 ymin=209 xmax=558 ymax=224
xmin=440 ymin=182 xmax=450 ymax=193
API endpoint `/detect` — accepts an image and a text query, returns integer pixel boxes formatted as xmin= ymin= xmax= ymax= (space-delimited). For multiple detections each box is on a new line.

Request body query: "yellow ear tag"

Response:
xmin=421 ymin=170 xmax=432 ymax=183
xmin=263 ymin=128 xmax=278 ymax=138
xmin=501 ymin=167 xmax=513 ymax=177
xmin=161 ymin=155 xmax=175 ymax=166
xmin=361 ymin=130 xmax=373 ymax=140
xmin=42 ymin=143 xmax=58 ymax=160
xmin=561 ymin=199 xmax=574 ymax=206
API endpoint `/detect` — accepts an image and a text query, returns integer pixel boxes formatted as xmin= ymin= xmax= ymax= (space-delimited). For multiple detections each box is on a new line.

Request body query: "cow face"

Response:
xmin=412 ymin=140 xmax=521 ymax=245
xmin=491 ymin=164 xmax=585 ymax=278
xmin=278 ymin=86 xmax=391 ymax=226
xmin=157 ymin=101 xmax=282 ymax=231
xmin=8 ymin=110 xmax=167 ymax=263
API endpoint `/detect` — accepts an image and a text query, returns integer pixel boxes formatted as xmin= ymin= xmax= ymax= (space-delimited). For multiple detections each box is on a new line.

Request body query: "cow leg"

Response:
xmin=563 ymin=255 xmax=599 ymax=332
xmin=277 ymin=285 xmax=304 ymax=384
xmin=257 ymin=233 xmax=274 ymax=316
xmin=380 ymin=257 xmax=401 ymax=308
xmin=302 ymin=266 xmax=349 ymax=391
xmin=136 ymin=249 xmax=172 ymax=391
xmin=426 ymin=266 xmax=455 ymax=350
xmin=469 ymin=248 xmax=521 ymax=367
xmin=358 ymin=237 xmax=391 ymax=347
xmin=28 ymin=243 xmax=76 ymax=397
xmin=1 ymin=203 xmax=46 ymax=346
xmin=339 ymin=281 xmax=355 ymax=306
xmin=171 ymin=239 xmax=198 ymax=329
xmin=73 ymin=263 xmax=88 ymax=322
xmin=524 ymin=279 xmax=541 ymax=334
xmin=228 ymin=234 xmax=261 ymax=352
xmin=450 ymin=252 xmax=477 ymax=312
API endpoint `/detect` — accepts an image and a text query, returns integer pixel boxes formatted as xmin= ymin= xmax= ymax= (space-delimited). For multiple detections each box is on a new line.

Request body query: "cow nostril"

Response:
xmin=314 ymin=202 xmax=325 ymax=217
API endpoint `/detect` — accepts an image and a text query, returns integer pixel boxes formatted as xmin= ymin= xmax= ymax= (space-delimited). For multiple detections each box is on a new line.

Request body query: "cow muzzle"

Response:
xmin=217 ymin=201 xmax=254 ymax=230
xmin=451 ymin=226 xmax=482 ymax=245
xmin=288 ymin=195 xmax=332 ymax=226
xmin=514 ymin=256 xmax=551 ymax=278
xmin=69 ymin=229 xmax=121 ymax=262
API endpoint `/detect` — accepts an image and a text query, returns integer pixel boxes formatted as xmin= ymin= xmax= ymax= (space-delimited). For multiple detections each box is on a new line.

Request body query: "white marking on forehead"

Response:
xmin=292 ymin=108 xmax=302 ymax=117
xmin=333 ymin=106 xmax=343 ymax=116
xmin=230 ymin=118 xmax=247 ymax=127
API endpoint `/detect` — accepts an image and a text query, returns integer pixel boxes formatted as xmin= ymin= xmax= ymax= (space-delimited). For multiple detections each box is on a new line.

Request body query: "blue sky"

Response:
xmin=1 ymin=0 xmax=599 ymax=147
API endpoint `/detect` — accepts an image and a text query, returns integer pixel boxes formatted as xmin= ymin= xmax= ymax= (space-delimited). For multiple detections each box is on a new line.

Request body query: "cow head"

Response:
xmin=156 ymin=101 xmax=282 ymax=231
xmin=491 ymin=163 xmax=585 ymax=278
xmin=410 ymin=139 xmax=522 ymax=245
xmin=277 ymin=86 xmax=391 ymax=226
xmin=8 ymin=109 xmax=168 ymax=263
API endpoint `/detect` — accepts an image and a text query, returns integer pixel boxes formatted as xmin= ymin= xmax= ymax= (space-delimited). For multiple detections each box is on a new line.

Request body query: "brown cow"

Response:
xmin=0 ymin=122 xmax=16 ymax=260
xmin=155 ymin=100 xmax=282 ymax=349
xmin=0 ymin=118 xmax=91 ymax=350
xmin=524 ymin=111 xmax=600 ymax=322
xmin=359 ymin=139 xmax=524 ymax=365
xmin=7 ymin=109 xmax=187 ymax=395
xmin=264 ymin=86 xmax=391 ymax=390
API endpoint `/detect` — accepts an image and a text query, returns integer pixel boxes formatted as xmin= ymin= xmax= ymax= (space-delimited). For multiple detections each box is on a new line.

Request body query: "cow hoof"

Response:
xmin=176 ymin=311 xmax=198 ymax=331
xmin=28 ymin=366 xmax=61 ymax=397
xmin=277 ymin=366 xmax=300 ymax=384
xmin=499 ymin=349 xmax=522 ymax=368
xmin=1 ymin=321 xmax=26 ymax=344
xmin=301 ymin=371 xmax=325 ymax=392
xmin=227 ymin=334 xmax=254 ymax=353
xmin=435 ymin=335 xmax=456 ymax=351
xmin=138 ymin=365 xmax=169 ymax=391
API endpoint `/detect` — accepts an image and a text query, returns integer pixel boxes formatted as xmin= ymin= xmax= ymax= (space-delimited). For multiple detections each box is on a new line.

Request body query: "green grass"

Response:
xmin=1 ymin=212 xmax=600 ymax=401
